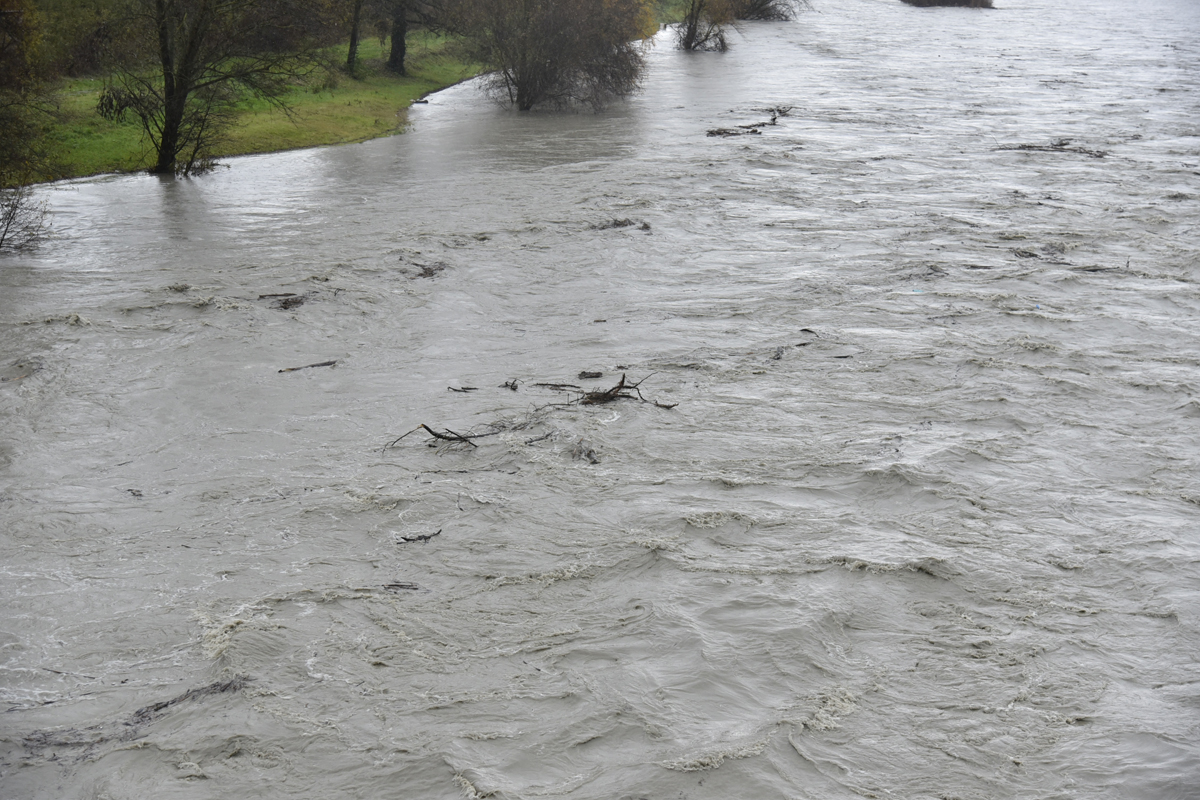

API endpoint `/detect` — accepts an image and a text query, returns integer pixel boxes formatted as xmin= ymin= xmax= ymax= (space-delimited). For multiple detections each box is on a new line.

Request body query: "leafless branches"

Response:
xmin=384 ymin=374 xmax=676 ymax=453
xmin=0 ymin=184 xmax=48 ymax=251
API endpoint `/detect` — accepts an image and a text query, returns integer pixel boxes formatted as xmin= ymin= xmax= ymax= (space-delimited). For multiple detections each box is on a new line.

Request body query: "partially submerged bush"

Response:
xmin=458 ymin=0 xmax=655 ymax=110
xmin=0 ymin=186 xmax=49 ymax=252
xmin=676 ymin=0 xmax=733 ymax=51
xmin=731 ymin=0 xmax=809 ymax=21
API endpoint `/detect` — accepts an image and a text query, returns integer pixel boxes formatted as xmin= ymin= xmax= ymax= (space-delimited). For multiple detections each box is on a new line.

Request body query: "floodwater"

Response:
xmin=2 ymin=0 xmax=1199 ymax=797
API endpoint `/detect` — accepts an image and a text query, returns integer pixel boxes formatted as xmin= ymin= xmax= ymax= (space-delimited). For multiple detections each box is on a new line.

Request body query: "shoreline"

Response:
xmin=34 ymin=38 xmax=482 ymax=186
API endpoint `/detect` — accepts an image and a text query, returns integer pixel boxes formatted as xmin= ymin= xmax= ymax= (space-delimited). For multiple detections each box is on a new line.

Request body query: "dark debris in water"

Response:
xmin=276 ymin=295 xmax=306 ymax=310
xmin=384 ymin=374 xmax=676 ymax=454
xmin=592 ymin=218 xmax=651 ymax=232
xmin=900 ymin=0 xmax=993 ymax=7
xmin=397 ymin=529 xmax=441 ymax=545
xmin=708 ymin=127 xmax=761 ymax=137
xmin=130 ymin=676 xmax=250 ymax=725
xmin=279 ymin=360 xmax=338 ymax=373
xmin=997 ymin=139 xmax=1108 ymax=158
xmin=397 ymin=257 xmax=449 ymax=279
xmin=21 ymin=675 xmax=252 ymax=759
xmin=572 ymin=439 xmax=601 ymax=464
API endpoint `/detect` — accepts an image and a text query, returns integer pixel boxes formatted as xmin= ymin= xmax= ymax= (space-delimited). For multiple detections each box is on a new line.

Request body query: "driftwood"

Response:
xmin=384 ymin=374 xmax=675 ymax=453
xmin=708 ymin=127 xmax=761 ymax=137
xmin=385 ymin=424 xmax=504 ymax=450
xmin=579 ymin=373 xmax=678 ymax=409
xmin=397 ymin=530 xmax=441 ymax=544
xmin=997 ymin=139 xmax=1107 ymax=158
xmin=592 ymin=218 xmax=651 ymax=232
xmin=901 ymin=0 xmax=992 ymax=6
xmin=279 ymin=360 xmax=337 ymax=373
xmin=132 ymin=677 xmax=249 ymax=724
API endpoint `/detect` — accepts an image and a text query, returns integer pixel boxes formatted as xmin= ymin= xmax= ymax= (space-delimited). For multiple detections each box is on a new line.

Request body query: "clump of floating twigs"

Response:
xmin=996 ymin=138 xmax=1107 ymax=158
xmin=386 ymin=423 xmax=500 ymax=450
xmin=577 ymin=373 xmax=677 ymax=408
xmin=384 ymin=373 xmax=675 ymax=452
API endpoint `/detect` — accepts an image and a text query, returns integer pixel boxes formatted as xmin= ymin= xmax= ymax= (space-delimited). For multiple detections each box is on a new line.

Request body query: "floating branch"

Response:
xmin=384 ymin=375 xmax=676 ymax=454
xmin=279 ymin=360 xmax=338 ymax=373
xmin=708 ymin=127 xmax=761 ymax=137
xmin=900 ymin=0 xmax=992 ymax=7
xmin=398 ymin=529 xmax=441 ymax=544
xmin=447 ymin=386 xmax=478 ymax=393
xmin=997 ymin=139 xmax=1107 ymax=158
xmin=591 ymin=218 xmax=651 ymax=231
xmin=385 ymin=424 xmax=503 ymax=451
xmin=579 ymin=373 xmax=677 ymax=409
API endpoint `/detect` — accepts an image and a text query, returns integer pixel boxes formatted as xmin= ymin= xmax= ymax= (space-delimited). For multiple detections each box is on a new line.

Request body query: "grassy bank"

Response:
xmin=42 ymin=34 xmax=481 ymax=181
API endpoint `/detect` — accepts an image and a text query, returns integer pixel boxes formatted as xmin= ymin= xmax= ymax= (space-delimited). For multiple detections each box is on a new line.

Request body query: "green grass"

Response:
xmin=42 ymin=34 xmax=481 ymax=181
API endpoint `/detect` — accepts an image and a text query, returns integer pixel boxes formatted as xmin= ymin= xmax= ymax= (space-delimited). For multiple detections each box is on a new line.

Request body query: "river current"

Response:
xmin=3 ymin=0 xmax=1199 ymax=797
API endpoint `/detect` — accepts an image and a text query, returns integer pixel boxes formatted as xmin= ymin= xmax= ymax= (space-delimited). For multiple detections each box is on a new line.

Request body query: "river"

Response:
xmin=2 ymin=0 xmax=1199 ymax=797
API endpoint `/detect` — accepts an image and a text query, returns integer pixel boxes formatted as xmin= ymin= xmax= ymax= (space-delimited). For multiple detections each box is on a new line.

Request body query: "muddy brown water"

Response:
xmin=3 ymin=0 xmax=1199 ymax=797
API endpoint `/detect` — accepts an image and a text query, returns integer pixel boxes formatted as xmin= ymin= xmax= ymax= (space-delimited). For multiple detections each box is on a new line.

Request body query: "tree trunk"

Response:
xmin=387 ymin=0 xmax=407 ymax=75
xmin=152 ymin=0 xmax=181 ymax=175
xmin=153 ymin=95 xmax=184 ymax=174
xmin=347 ymin=0 xmax=364 ymax=74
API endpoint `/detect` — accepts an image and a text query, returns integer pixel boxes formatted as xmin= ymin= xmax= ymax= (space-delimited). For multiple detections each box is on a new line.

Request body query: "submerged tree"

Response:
xmin=97 ymin=0 xmax=340 ymax=176
xmin=456 ymin=0 xmax=655 ymax=111
xmin=731 ymin=0 xmax=808 ymax=20
xmin=675 ymin=0 xmax=733 ymax=51
xmin=1 ymin=0 xmax=52 ymax=250
xmin=676 ymin=0 xmax=809 ymax=50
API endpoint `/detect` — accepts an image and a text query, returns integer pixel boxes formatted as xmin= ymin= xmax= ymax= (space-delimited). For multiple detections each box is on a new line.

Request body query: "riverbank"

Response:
xmin=41 ymin=35 xmax=481 ymax=182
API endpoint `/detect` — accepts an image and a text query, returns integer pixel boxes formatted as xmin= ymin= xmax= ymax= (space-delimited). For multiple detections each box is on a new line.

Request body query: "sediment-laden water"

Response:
xmin=3 ymin=0 xmax=1199 ymax=797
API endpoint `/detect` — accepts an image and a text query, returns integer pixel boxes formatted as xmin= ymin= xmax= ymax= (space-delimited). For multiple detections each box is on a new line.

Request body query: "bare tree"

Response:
xmin=97 ymin=0 xmax=340 ymax=176
xmin=1 ymin=0 xmax=53 ymax=251
xmin=675 ymin=0 xmax=733 ymax=51
xmin=0 ymin=184 xmax=49 ymax=251
xmin=455 ymin=0 xmax=654 ymax=111
xmin=731 ymin=0 xmax=808 ymax=21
